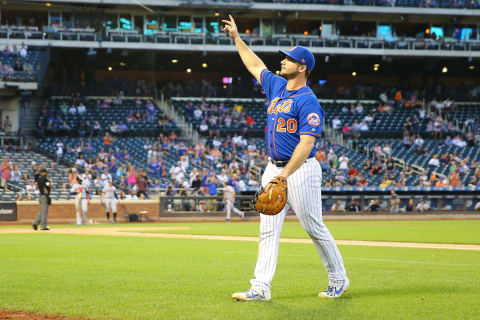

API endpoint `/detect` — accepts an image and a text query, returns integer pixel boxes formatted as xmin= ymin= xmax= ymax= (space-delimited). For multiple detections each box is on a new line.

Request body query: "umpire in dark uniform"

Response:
xmin=32 ymin=169 xmax=52 ymax=231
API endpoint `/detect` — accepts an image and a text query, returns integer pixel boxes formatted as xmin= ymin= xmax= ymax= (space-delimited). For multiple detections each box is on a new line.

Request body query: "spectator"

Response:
xmin=416 ymin=200 xmax=430 ymax=212
xmin=0 ymin=157 xmax=12 ymax=190
xmin=367 ymin=199 xmax=380 ymax=212
xmin=428 ymin=154 xmax=440 ymax=168
xmin=329 ymin=200 xmax=346 ymax=212
xmin=3 ymin=116 xmax=12 ymax=134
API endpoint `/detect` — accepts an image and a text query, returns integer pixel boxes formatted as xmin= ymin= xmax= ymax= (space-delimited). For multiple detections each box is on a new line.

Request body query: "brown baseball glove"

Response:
xmin=250 ymin=176 xmax=287 ymax=215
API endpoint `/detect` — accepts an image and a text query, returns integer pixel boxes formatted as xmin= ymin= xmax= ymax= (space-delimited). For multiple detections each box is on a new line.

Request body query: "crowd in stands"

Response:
xmin=257 ymin=0 xmax=480 ymax=8
xmin=162 ymin=79 xmax=480 ymax=103
xmin=45 ymin=79 xmax=157 ymax=98
xmin=49 ymin=132 xmax=264 ymax=204
xmin=37 ymin=95 xmax=174 ymax=138
xmin=0 ymin=42 xmax=33 ymax=81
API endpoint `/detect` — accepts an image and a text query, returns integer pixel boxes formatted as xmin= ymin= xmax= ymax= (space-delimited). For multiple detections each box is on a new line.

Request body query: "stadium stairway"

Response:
xmin=157 ymin=98 xmax=199 ymax=144
xmin=21 ymin=97 xmax=43 ymax=136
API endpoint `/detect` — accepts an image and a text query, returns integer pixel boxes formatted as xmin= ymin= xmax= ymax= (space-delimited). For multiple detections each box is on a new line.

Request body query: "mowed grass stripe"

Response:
xmin=124 ymin=220 xmax=480 ymax=245
xmin=3 ymin=220 xmax=480 ymax=244
xmin=0 ymin=233 xmax=479 ymax=320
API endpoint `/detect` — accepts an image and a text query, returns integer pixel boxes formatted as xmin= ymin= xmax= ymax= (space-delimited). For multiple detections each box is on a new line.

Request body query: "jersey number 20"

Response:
xmin=276 ymin=118 xmax=297 ymax=133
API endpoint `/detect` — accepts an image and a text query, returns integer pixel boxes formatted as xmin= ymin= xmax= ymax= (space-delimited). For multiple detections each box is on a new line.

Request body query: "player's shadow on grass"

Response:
xmin=350 ymin=284 xmax=457 ymax=298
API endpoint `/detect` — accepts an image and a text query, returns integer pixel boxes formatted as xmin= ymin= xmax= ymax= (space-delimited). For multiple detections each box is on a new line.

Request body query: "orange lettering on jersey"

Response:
xmin=280 ymin=99 xmax=293 ymax=113
xmin=268 ymin=98 xmax=281 ymax=114
xmin=268 ymin=98 xmax=293 ymax=114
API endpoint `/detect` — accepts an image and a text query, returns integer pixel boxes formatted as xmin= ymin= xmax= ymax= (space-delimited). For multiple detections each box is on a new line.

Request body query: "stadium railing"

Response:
xmin=1 ymin=29 xmax=480 ymax=54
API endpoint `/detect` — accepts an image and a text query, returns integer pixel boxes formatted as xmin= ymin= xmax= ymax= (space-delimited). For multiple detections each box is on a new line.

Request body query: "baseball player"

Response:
xmin=70 ymin=177 xmax=89 ymax=225
xmin=223 ymin=15 xmax=348 ymax=301
xmin=223 ymin=181 xmax=244 ymax=222
xmin=102 ymin=180 xmax=118 ymax=223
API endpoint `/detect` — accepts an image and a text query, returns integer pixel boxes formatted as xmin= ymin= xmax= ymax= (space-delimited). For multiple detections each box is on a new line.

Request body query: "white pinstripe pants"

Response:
xmin=250 ymin=158 xmax=348 ymax=291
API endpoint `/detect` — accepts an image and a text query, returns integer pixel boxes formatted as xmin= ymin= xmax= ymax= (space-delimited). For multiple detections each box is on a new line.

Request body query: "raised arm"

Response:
xmin=222 ymin=15 xmax=267 ymax=83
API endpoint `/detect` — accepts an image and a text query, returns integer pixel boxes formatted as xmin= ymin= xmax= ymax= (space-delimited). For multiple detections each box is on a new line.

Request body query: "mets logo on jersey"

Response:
xmin=307 ymin=113 xmax=321 ymax=127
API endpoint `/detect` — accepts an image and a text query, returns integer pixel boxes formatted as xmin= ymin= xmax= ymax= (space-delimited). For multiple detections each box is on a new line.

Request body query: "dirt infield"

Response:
xmin=0 ymin=309 xmax=88 ymax=320
xmin=1 ymin=226 xmax=480 ymax=251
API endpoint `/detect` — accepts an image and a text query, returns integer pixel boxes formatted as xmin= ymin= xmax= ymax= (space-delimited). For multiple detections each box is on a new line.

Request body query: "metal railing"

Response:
xmin=2 ymin=30 xmax=480 ymax=53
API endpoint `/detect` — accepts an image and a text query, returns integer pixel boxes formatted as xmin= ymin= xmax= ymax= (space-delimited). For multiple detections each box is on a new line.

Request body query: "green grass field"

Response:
xmin=1 ymin=220 xmax=479 ymax=319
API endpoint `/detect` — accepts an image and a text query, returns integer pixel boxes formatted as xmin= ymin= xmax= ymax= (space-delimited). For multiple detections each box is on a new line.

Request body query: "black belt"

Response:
xmin=270 ymin=159 xmax=289 ymax=167
xmin=269 ymin=157 xmax=314 ymax=168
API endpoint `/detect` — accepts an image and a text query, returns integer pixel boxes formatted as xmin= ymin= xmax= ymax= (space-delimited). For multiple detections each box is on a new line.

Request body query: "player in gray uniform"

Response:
xmin=102 ymin=181 xmax=118 ymax=223
xmin=71 ymin=177 xmax=89 ymax=225
xmin=223 ymin=15 xmax=349 ymax=301
xmin=223 ymin=181 xmax=244 ymax=222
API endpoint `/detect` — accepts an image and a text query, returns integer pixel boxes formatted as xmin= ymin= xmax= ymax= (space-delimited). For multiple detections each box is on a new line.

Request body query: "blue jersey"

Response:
xmin=260 ymin=69 xmax=325 ymax=161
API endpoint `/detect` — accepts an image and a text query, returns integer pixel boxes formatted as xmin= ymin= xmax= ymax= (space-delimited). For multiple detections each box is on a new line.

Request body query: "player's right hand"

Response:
xmin=222 ymin=15 xmax=239 ymax=40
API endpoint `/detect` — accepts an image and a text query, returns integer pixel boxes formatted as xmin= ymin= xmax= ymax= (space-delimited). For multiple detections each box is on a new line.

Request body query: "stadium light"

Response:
xmin=107 ymin=66 xmax=112 ymax=71
xmin=303 ymin=31 xmax=309 ymax=36
xmin=469 ymin=65 xmax=475 ymax=70
xmin=442 ymin=67 xmax=448 ymax=73
xmin=186 ymin=68 xmax=192 ymax=73
xmin=120 ymin=62 xmax=126 ymax=67
xmin=352 ymin=72 xmax=357 ymax=76
xmin=374 ymin=64 xmax=379 ymax=68
xmin=46 ymin=2 xmax=52 ymax=6
xmin=275 ymin=71 xmax=280 ymax=75
xmin=171 ymin=59 xmax=178 ymax=63
xmin=214 ymin=12 xmax=221 ymax=17
xmin=202 ymin=63 xmax=207 ymax=68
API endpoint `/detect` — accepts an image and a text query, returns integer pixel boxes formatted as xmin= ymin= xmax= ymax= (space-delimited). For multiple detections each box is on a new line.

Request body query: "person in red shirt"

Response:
xmin=347 ymin=165 xmax=359 ymax=177
xmin=0 ymin=157 xmax=12 ymax=190
xmin=246 ymin=116 xmax=255 ymax=127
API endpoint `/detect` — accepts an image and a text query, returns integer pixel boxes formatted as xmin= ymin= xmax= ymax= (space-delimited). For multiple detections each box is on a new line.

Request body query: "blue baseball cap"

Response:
xmin=279 ymin=46 xmax=315 ymax=71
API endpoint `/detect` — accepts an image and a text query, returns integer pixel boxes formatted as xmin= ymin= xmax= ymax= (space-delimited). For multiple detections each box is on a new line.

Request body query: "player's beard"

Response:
xmin=280 ymin=68 xmax=299 ymax=80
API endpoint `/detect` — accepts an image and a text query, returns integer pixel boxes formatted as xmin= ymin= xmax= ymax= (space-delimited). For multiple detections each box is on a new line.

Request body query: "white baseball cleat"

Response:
xmin=241 ymin=211 xmax=245 ymax=220
xmin=318 ymin=279 xmax=349 ymax=298
xmin=232 ymin=288 xmax=271 ymax=301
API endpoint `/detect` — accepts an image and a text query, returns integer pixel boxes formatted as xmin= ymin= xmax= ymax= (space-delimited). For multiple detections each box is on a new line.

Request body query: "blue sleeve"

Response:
xmin=260 ymin=69 xmax=286 ymax=102
xmin=297 ymin=95 xmax=325 ymax=138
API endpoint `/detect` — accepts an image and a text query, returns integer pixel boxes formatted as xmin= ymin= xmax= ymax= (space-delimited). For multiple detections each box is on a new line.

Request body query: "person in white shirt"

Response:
xmin=100 ymin=171 xmax=111 ymax=189
xmin=212 ymin=137 xmax=222 ymax=149
xmin=223 ymin=182 xmax=244 ymax=221
xmin=382 ymin=144 xmax=392 ymax=156
xmin=331 ymin=116 xmax=341 ymax=130
xmin=217 ymin=169 xmax=229 ymax=185
xmin=77 ymin=103 xmax=87 ymax=114
xmin=102 ymin=181 xmax=118 ymax=223
xmin=416 ymin=200 xmax=430 ymax=212
xmin=193 ymin=107 xmax=203 ymax=119
xmin=170 ymin=162 xmax=185 ymax=184
xmin=19 ymin=43 xmax=28 ymax=58
xmin=179 ymin=155 xmax=189 ymax=172
xmin=80 ymin=171 xmax=92 ymax=190
xmin=428 ymin=155 xmax=440 ymax=168
xmin=69 ymin=106 xmax=77 ymax=115
xmin=56 ymin=145 xmax=63 ymax=163
xmin=359 ymin=120 xmax=369 ymax=131
xmin=75 ymin=155 xmax=85 ymax=168
xmin=414 ymin=135 xmax=424 ymax=147
xmin=70 ymin=177 xmax=89 ymax=225
xmin=338 ymin=154 xmax=349 ymax=170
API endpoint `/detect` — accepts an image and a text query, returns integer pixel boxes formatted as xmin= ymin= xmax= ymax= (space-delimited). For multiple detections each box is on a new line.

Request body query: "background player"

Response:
xmin=102 ymin=180 xmax=118 ymax=223
xmin=223 ymin=15 xmax=349 ymax=301
xmin=70 ymin=177 xmax=89 ymax=225
xmin=222 ymin=181 xmax=244 ymax=222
